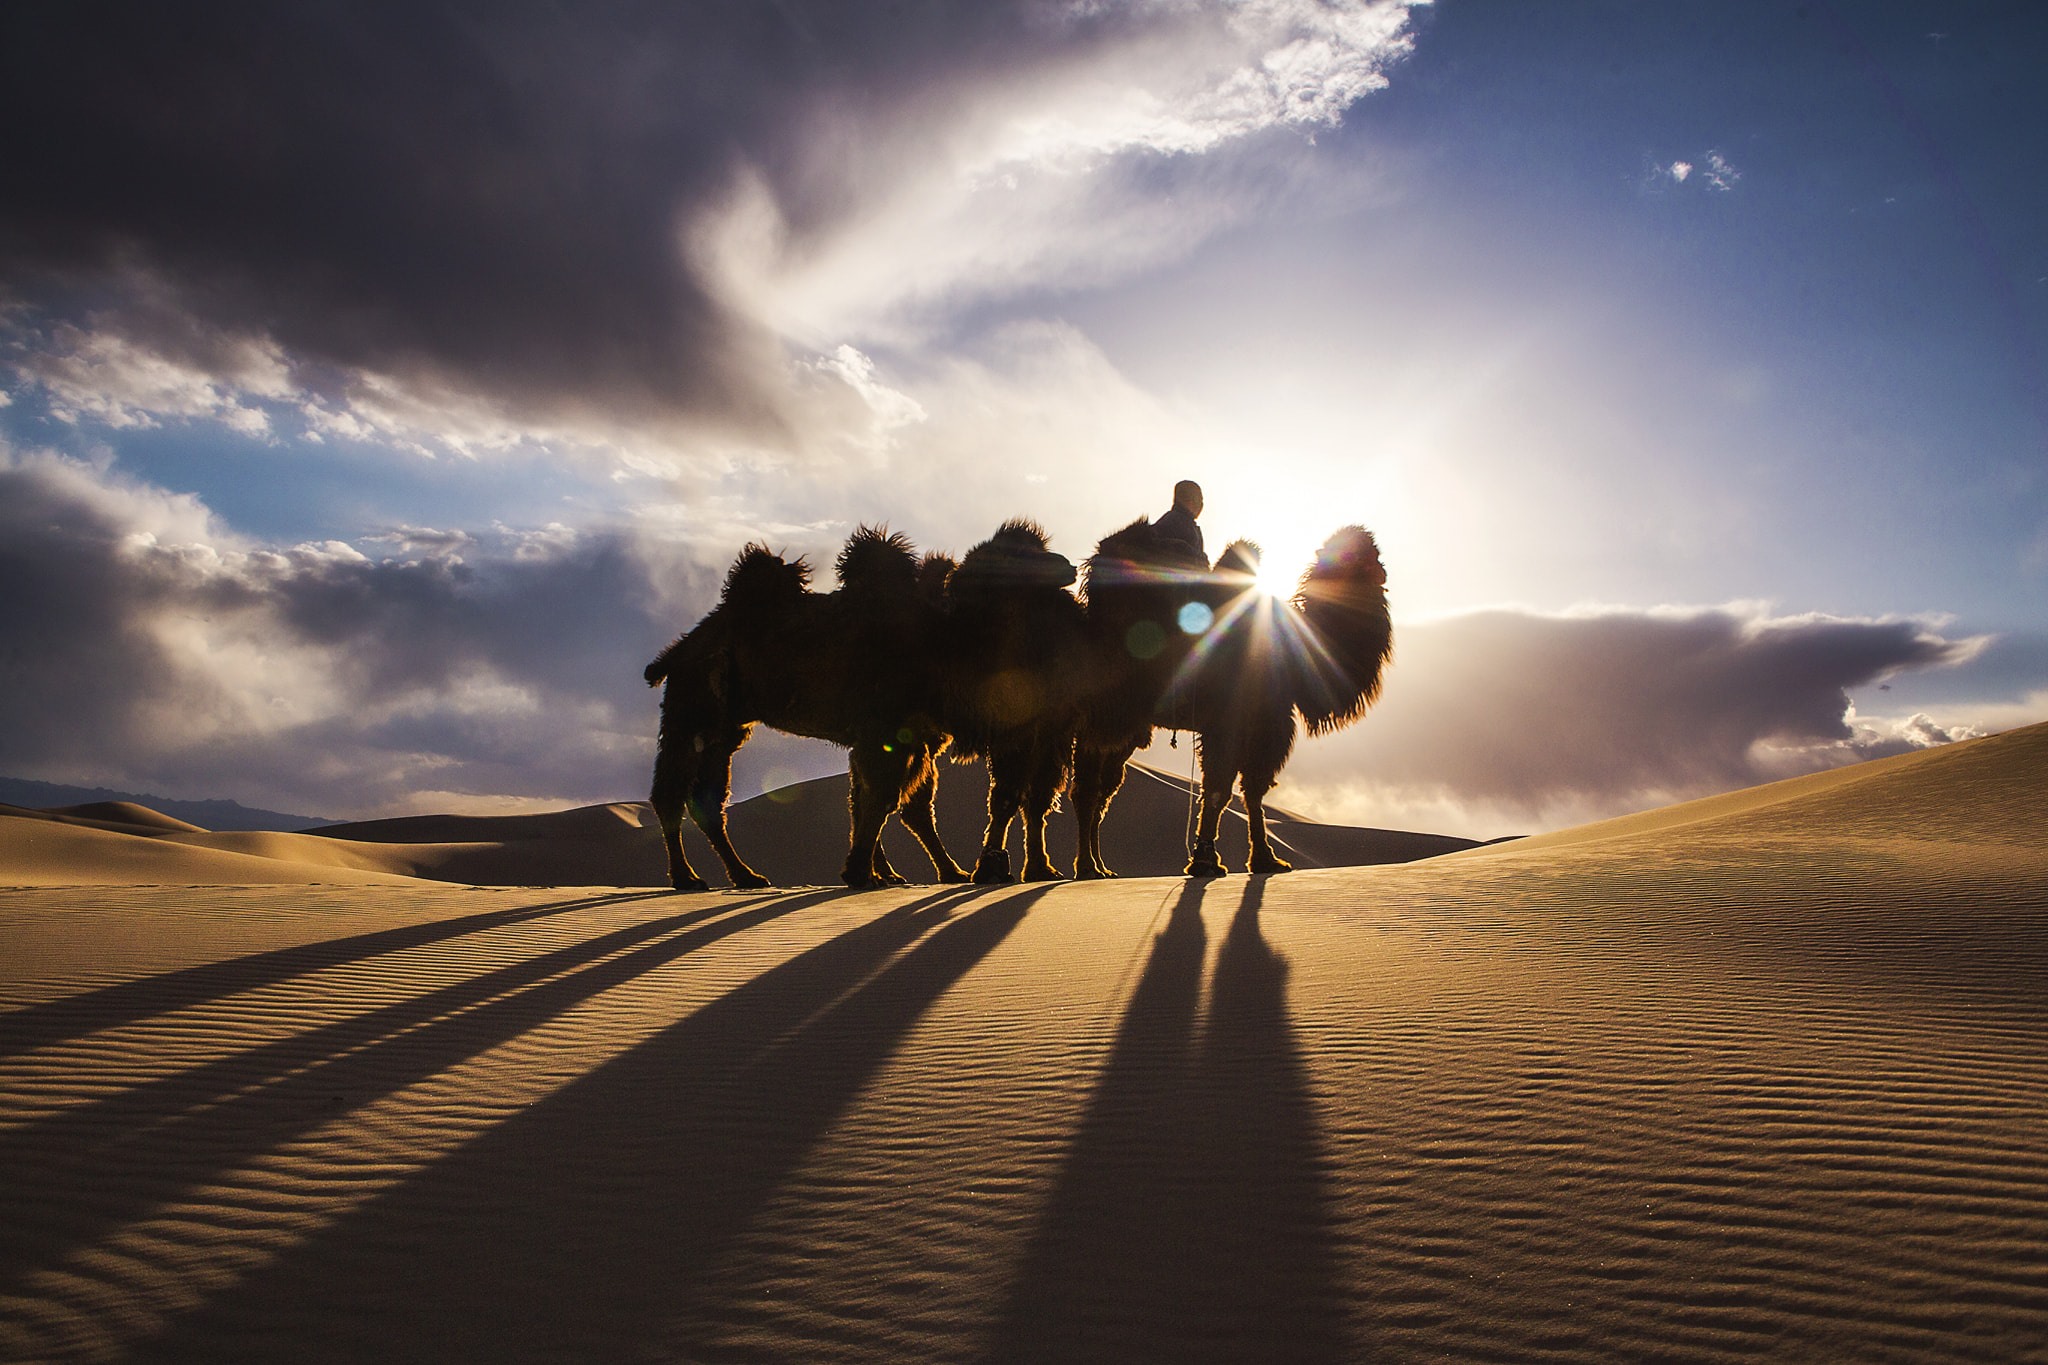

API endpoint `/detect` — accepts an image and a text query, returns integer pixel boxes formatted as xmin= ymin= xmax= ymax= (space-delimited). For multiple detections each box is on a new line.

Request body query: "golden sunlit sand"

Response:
xmin=2 ymin=725 xmax=2045 ymax=1361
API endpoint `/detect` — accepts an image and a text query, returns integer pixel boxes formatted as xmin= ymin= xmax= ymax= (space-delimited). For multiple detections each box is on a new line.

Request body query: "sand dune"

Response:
xmin=0 ymin=724 xmax=2044 ymax=1361
xmin=0 ymin=761 xmax=1471 ymax=890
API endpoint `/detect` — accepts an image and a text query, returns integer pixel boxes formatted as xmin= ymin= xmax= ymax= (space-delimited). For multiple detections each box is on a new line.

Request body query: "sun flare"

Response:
xmin=1253 ymin=553 xmax=1303 ymax=599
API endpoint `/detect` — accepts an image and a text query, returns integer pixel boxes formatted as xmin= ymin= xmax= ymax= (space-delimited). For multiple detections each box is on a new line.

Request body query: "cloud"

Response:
xmin=1652 ymin=149 xmax=1739 ymax=192
xmin=1249 ymin=603 xmax=1990 ymax=837
xmin=2 ymin=1 xmax=1421 ymax=459
xmin=10 ymin=448 xmax=2015 ymax=834
xmin=1699 ymin=150 xmax=1740 ymax=190
xmin=0 ymin=444 xmax=702 ymax=815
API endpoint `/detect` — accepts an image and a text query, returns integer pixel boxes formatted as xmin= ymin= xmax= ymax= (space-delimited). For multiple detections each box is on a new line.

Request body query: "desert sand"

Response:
xmin=1 ymin=723 xmax=2044 ymax=1361
xmin=0 ymin=760 xmax=1474 ymax=892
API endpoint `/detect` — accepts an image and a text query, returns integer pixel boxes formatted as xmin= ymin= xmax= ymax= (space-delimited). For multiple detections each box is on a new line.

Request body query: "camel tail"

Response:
xmin=1290 ymin=526 xmax=1394 ymax=737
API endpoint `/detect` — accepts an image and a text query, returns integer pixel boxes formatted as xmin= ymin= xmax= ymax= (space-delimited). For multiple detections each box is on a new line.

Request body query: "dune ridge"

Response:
xmin=0 ymin=724 xmax=2043 ymax=1361
xmin=0 ymin=761 xmax=1474 ymax=890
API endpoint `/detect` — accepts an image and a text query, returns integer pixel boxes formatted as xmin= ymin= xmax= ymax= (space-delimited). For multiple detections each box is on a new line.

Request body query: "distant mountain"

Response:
xmin=0 ymin=777 xmax=337 ymax=832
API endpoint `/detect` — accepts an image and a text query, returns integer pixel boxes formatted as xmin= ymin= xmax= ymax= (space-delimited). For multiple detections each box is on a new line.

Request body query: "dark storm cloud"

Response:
xmin=1282 ymin=606 xmax=1983 ymax=823
xmin=7 ymin=447 xmax=1993 ymax=823
xmin=0 ymin=449 xmax=707 ymax=811
xmin=0 ymin=1 xmax=1177 ymax=431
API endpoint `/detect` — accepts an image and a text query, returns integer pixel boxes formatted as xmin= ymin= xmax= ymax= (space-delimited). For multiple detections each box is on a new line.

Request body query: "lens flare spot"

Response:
xmin=980 ymin=669 xmax=1043 ymax=725
xmin=1125 ymin=620 xmax=1166 ymax=659
xmin=1178 ymin=601 xmax=1214 ymax=635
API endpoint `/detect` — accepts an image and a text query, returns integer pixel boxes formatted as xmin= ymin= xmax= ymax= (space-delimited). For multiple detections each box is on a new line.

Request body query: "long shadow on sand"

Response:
xmin=0 ymin=888 xmax=835 ymax=1294
xmin=136 ymin=882 xmax=1050 ymax=1363
xmin=0 ymin=888 xmax=675 ymax=1059
xmin=987 ymin=877 xmax=1352 ymax=1363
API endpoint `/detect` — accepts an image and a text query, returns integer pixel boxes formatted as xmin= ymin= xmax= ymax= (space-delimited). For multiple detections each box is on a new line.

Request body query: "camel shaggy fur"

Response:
xmin=643 ymin=526 xmax=968 ymax=891
xmin=933 ymin=519 xmax=1094 ymax=883
xmin=1071 ymin=516 xmax=1212 ymax=878
xmin=1072 ymin=525 xmax=1393 ymax=877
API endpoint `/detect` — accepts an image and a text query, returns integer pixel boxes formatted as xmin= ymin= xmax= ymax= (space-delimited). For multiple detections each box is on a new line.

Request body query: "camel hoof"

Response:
xmin=1074 ymin=866 xmax=1117 ymax=881
xmin=937 ymin=866 xmax=974 ymax=884
xmin=729 ymin=872 xmax=771 ymax=890
xmin=670 ymin=877 xmax=710 ymax=893
xmin=1184 ymin=859 xmax=1227 ymax=879
xmin=972 ymin=851 xmax=1014 ymax=884
xmin=1248 ymin=858 xmax=1293 ymax=875
xmin=1023 ymin=865 xmax=1066 ymax=883
xmin=841 ymin=872 xmax=887 ymax=891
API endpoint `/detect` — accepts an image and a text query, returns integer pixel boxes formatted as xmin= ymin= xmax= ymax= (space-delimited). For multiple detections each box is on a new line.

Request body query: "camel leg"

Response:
xmin=687 ymin=725 xmax=770 ymax=889
xmin=1073 ymin=740 xmax=1136 ymax=879
xmin=843 ymin=741 xmax=916 ymax=890
xmin=1185 ymin=753 xmax=1234 ymax=878
xmin=1243 ymin=768 xmax=1293 ymax=874
xmin=869 ymin=837 xmax=910 ymax=886
xmin=900 ymin=752 xmax=971 ymax=883
xmin=650 ymin=728 xmax=709 ymax=892
xmin=974 ymin=750 xmax=1025 ymax=883
xmin=1020 ymin=747 xmax=1068 ymax=883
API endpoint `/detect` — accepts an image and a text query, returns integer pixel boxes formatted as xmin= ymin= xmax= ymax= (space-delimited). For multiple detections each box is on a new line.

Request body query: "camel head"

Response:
xmin=1291 ymin=525 xmax=1392 ymax=736
xmin=1305 ymin=526 xmax=1386 ymax=590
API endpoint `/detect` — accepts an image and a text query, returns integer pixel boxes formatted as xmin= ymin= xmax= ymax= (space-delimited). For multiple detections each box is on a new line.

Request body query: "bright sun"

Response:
xmin=1245 ymin=527 xmax=1321 ymax=599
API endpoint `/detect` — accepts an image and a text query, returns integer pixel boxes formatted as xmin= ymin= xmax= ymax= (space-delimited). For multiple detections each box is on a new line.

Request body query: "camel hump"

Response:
xmin=835 ymin=524 xmax=921 ymax=596
xmin=917 ymin=551 xmax=956 ymax=607
xmin=721 ymin=544 xmax=811 ymax=612
xmin=1081 ymin=515 xmax=1208 ymax=599
xmin=1213 ymin=538 xmax=1262 ymax=579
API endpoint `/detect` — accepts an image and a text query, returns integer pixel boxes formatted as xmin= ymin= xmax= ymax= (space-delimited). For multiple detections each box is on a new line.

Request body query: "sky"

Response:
xmin=3 ymin=0 xmax=2044 ymax=837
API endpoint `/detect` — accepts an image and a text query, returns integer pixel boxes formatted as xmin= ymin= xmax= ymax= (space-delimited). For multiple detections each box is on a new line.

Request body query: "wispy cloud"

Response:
xmin=1652 ymin=148 xmax=1740 ymax=192
xmin=2 ymin=1 xmax=1421 ymax=463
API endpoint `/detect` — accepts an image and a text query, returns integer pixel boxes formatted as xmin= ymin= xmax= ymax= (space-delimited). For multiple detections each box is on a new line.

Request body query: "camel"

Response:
xmin=1070 ymin=516 xmax=1212 ymax=878
xmin=643 ymin=526 xmax=969 ymax=891
xmin=1072 ymin=525 xmax=1393 ymax=877
xmin=931 ymin=519 xmax=1096 ymax=883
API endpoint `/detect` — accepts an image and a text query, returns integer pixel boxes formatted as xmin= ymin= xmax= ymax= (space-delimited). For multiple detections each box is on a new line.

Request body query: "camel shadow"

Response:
xmin=0 ymin=888 xmax=824 ymax=1296
xmin=140 ymin=883 xmax=1050 ymax=1362
xmin=0 ymin=888 xmax=676 ymax=1060
xmin=987 ymin=877 xmax=1352 ymax=1362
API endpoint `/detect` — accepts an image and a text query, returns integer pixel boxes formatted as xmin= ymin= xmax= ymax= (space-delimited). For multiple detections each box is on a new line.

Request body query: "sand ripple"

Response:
xmin=2 ymin=727 xmax=2046 ymax=1361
